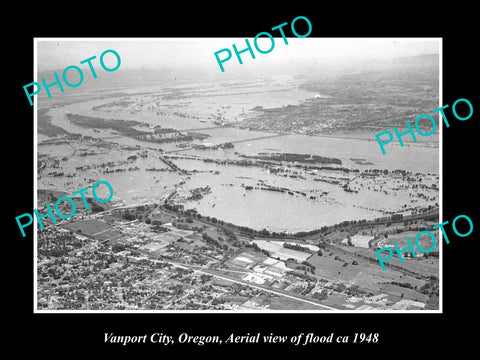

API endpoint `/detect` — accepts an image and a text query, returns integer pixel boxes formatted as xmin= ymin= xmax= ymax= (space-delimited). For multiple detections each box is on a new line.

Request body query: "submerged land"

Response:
xmin=36 ymin=54 xmax=440 ymax=311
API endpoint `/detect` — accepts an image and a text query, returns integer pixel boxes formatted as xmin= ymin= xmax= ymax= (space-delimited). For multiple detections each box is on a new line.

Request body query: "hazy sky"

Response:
xmin=36 ymin=38 xmax=440 ymax=73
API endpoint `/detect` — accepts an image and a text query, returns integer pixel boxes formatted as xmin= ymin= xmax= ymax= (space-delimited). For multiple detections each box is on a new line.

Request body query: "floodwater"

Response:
xmin=38 ymin=81 xmax=439 ymax=232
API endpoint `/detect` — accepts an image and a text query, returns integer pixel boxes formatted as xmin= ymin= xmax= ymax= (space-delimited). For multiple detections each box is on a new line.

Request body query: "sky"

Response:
xmin=36 ymin=38 xmax=440 ymax=74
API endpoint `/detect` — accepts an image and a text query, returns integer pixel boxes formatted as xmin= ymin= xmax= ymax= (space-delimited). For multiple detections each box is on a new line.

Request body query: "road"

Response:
xmin=156 ymin=259 xmax=337 ymax=310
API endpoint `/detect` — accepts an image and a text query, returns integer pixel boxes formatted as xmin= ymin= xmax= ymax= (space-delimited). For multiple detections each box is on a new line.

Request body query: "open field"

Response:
xmin=308 ymin=252 xmax=405 ymax=289
xmin=356 ymin=247 xmax=439 ymax=276
xmin=382 ymin=230 xmax=440 ymax=252
xmin=252 ymin=295 xmax=323 ymax=310
xmin=62 ymin=219 xmax=112 ymax=237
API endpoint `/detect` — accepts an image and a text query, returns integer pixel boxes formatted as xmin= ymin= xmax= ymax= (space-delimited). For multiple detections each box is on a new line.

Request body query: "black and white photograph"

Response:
xmin=33 ymin=38 xmax=442 ymax=312
xmin=6 ymin=7 xmax=478 ymax=356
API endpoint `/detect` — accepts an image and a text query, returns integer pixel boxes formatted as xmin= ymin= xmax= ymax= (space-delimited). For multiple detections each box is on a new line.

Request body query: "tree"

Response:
xmin=112 ymin=243 xmax=125 ymax=252
xmin=91 ymin=204 xmax=104 ymax=213
xmin=347 ymin=236 xmax=353 ymax=246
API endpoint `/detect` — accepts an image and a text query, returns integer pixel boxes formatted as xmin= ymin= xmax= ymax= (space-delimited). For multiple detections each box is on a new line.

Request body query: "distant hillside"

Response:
xmin=364 ymin=53 xmax=439 ymax=71
xmin=36 ymin=67 xmax=198 ymax=94
xmin=34 ymin=53 xmax=439 ymax=108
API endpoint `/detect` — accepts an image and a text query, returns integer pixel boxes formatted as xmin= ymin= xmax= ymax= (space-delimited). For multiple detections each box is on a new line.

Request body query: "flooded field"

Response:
xmin=37 ymin=75 xmax=439 ymax=232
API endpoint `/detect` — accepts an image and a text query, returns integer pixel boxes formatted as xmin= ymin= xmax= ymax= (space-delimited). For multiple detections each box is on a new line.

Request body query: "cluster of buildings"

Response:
xmin=36 ymin=199 xmax=434 ymax=311
xmin=36 ymin=208 xmax=275 ymax=310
